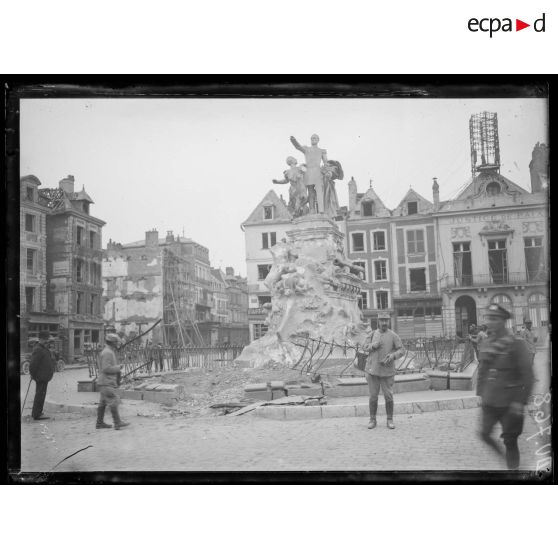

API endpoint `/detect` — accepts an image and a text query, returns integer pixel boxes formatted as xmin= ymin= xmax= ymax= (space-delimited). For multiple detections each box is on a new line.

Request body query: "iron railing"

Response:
xmin=446 ymin=271 xmax=547 ymax=288
xmin=85 ymin=344 xmax=245 ymax=381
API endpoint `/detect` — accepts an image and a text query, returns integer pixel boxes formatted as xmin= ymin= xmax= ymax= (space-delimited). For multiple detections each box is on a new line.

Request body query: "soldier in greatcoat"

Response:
xmin=29 ymin=330 xmax=56 ymax=420
xmin=477 ymin=304 xmax=534 ymax=469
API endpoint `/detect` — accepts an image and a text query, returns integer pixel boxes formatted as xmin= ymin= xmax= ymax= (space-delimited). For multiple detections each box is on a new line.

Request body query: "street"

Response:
xmin=19 ymin=405 xmax=550 ymax=473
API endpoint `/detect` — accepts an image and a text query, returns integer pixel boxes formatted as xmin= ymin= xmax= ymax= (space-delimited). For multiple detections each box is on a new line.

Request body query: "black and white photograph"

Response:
xmin=5 ymin=82 xmax=551 ymax=481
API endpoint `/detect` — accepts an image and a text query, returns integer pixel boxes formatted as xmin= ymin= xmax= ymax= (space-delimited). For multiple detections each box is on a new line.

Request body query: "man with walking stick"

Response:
xmin=28 ymin=330 xmax=56 ymax=420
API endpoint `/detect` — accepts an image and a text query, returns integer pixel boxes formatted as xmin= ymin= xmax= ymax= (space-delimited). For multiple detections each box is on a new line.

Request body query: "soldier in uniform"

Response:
xmin=29 ymin=330 xmax=56 ymax=420
xmin=477 ymin=304 xmax=534 ymax=470
xmin=363 ymin=312 xmax=405 ymax=430
xmin=520 ymin=319 xmax=538 ymax=364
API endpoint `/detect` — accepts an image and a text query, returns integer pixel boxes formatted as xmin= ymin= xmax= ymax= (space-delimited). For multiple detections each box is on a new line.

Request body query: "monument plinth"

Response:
xmin=237 ymin=215 xmax=368 ymax=368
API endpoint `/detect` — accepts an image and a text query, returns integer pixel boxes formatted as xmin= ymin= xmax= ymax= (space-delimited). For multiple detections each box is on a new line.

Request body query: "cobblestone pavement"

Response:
xmin=18 ymin=406 xmax=550 ymax=474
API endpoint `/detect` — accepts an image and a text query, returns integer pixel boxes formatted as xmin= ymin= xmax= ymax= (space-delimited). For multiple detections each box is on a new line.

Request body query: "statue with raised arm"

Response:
xmin=272 ymin=156 xmax=308 ymax=217
xmin=290 ymin=134 xmax=328 ymax=214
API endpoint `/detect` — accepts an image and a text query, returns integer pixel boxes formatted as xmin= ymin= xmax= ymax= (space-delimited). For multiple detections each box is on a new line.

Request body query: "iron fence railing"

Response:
xmin=447 ymin=271 xmax=547 ymax=288
xmin=85 ymin=344 xmax=245 ymax=381
xmin=398 ymin=336 xmax=474 ymax=372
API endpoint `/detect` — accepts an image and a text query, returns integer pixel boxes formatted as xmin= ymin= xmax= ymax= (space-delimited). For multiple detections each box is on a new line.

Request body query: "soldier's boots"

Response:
xmin=96 ymin=405 xmax=112 ymax=429
xmin=368 ymin=399 xmax=378 ymax=429
xmin=386 ymin=400 xmax=395 ymax=429
xmin=367 ymin=418 xmax=377 ymax=429
xmin=111 ymin=407 xmax=130 ymax=430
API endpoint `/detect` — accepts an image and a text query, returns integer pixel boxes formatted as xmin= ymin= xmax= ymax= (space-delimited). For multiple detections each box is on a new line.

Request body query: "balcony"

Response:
xmin=248 ymin=307 xmax=267 ymax=316
xmin=446 ymin=271 xmax=547 ymax=289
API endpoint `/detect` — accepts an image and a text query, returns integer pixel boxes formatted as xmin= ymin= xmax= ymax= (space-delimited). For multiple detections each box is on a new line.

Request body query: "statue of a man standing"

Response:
xmin=290 ymin=134 xmax=328 ymax=214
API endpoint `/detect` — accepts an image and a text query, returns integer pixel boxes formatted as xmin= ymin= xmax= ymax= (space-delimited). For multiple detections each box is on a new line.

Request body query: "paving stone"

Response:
xmin=285 ymin=405 xmax=322 ymax=420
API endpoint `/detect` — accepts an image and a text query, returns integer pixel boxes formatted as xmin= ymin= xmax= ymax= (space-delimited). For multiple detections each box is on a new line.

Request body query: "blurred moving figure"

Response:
xmin=520 ymin=319 xmax=538 ymax=364
xmin=477 ymin=304 xmax=534 ymax=470
xmin=476 ymin=324 xmax=488 ymax=352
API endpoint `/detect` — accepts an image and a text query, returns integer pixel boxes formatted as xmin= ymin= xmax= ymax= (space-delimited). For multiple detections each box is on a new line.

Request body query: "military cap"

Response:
xmin=524 ymin=318 xmax=533 ymax=324
xmin=378 ymin=312 xmax=391 ymax=320
xmin=484 ymin=303 xmax=511 ymax=320
xmin=105 ymin=333 xmax=121 ymax=345
xmin=38 ymin=330 xmax=50 ymax=340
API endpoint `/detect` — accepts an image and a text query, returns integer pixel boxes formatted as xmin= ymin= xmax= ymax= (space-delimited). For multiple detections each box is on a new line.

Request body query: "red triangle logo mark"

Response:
xmin=516 ymin=19 xmax=530 ymax=31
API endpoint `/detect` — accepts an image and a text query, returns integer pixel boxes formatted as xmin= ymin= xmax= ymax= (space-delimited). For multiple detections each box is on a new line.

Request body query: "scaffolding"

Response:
xmin=469 ymin=111 xmax=501 ymax=176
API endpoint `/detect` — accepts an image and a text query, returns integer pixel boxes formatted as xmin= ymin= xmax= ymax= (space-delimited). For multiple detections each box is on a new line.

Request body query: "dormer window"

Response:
xmin=263 ymin=205 xmax=274 ymax=220
xmin=362 ymin=201 xmax=375 ymax=217
xmin=407 ymin=201 xmax=418 ymax=215
xmin=26 ymin=187 xmax=34 ymax=202
xmin=486 ymin=182 xmax=501 ymax=196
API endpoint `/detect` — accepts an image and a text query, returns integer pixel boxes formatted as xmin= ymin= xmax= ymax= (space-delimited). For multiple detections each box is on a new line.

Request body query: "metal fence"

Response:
xmin=398 ymin=336 xmax=474 ymax=371
xmin=85 ymin=344 xmax=245 ymax=381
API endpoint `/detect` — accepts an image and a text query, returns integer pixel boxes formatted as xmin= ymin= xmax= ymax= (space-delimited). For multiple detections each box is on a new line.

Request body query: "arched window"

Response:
xmin=527 ymin=292 xmax=548 ymax=327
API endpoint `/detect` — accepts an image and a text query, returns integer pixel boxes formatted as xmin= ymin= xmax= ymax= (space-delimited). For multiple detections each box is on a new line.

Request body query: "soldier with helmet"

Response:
xmin=96 ymin=333 xmax=130 ymax=430
xmin=477 ymin=304 xmax=534 ymax=469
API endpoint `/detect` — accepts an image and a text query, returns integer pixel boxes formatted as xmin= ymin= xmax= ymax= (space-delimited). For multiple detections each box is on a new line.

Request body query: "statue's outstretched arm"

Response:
xmin=290 ymin=136 xmax=304 ymax=153
xmin=272 ymin=177 xmax=289 ymax=184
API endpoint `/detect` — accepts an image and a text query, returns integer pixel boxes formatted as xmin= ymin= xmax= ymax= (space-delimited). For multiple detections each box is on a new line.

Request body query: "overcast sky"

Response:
xmin=20 ymin=97 xmax=548 ymax=276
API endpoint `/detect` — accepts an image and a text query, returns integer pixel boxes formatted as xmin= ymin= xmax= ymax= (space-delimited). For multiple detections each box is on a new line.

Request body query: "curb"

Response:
xmin=252 ymin=395 xmax=482 ymax=420
xmin=44 ymin=398 xmax=98 ymax=416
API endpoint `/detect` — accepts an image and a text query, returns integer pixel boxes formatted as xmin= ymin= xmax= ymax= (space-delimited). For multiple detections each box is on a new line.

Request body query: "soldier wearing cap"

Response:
xmin=520 ymin=319 xmax=538 ymax=364
xmin=477 ymin=303 xmax=534 ymax=469
xmin=96 ymin=333 xmax=130 ymax=430
xmin=29 ymin=330 xmax=56 ymax=420
xmin=362 ymin=312 xmax=405 ymax=430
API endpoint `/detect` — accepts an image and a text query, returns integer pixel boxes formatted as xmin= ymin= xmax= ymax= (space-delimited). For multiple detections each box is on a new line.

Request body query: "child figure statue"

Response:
xmin=273 ymin=156 xmax=309 ymax=217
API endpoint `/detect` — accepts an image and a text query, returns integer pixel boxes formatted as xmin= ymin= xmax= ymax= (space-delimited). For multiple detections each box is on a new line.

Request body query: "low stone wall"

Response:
xmin=425 ymin=361 xmax=478 ymax=391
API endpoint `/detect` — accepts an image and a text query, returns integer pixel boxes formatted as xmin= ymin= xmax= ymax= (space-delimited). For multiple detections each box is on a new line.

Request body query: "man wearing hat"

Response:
xmin=96 ymin=333 xmax=130 ymax=430
xmin=29 ymin=330 xmax=56 ymax=420
xmin=477 ymin=303 xmax=534 ymax=469
xmin=520 ymin=319 xmax=538 ymax=364
xmin=363 ymin=312 xmax=405 ymax=430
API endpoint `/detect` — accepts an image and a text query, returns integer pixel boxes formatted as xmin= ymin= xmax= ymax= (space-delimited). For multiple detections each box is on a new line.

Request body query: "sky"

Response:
xmin=20 ymin=97 xmax=548 ymax=276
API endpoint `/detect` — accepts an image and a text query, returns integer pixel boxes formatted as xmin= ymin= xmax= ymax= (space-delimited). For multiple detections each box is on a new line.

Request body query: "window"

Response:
xmin=26 ymin=187 xmax=34 ymax=202
xmin=76 ymin=260 xmax=83 ymax=282
xmin=263 ymin=206 xmax=274 ymax=220
xmin=24 ymin=213 xmax=36 ymax=232
xmin=351 ymin=232 xmax=365 ymax=252
xmin=453 ymin=242 xmax=472 ymax=286
xmin=257 ymin=295 xmax=271 ymax=306
xmin=74 ymin=329 xmax=82 ymax=350
xmin=76 ymin=292 xmax=84 ymax=314
xmin=358 ymin=292 xmax=368 ymax=310
xmin=406 ymin=229 xmax=425 ymax=254
xmin=376 ymin=291 xmax=389 ymax=309
xmin=25 ymin=287 xmax=35 ymax=312
xmin=488 ymin=240 xmax=508 ymax=284
xmin=253 ymin=323 xmax=269 ymax=340
xmin=374 ymin=260 xmax=387 ymax=281
xmin=92 ymin=330 xmax=100 ymax=343
xmin=262 ymin=232 xmax=277 ymax=249
xmin=362 ymin=201 xmax=374 ymax=217
xmin=26 ymin=249 xmax=36 ymax=274
xmin=90 ymin=231 xmax=97 ymax=249
xmin=409 ymin=268 xmax=427 ymax=291
xmin=407 ymin=201 xmax=418 ymax=215
xmin=76 ymin=226 xmax=84 ymax=246
xmin=257 ymin=264 xmax=272 ymax=280
xmin=373 ymin=231 xmax=386 ymax=251
xmin=486 ymin=182 xmax=501 ymax=196
xmin=353 ymin=261 xmax=366 ymax=281
xmin=524 ymin=237 xmax=545 ymax=281
xmin=90 ymin=294 xmax=97 ymax=315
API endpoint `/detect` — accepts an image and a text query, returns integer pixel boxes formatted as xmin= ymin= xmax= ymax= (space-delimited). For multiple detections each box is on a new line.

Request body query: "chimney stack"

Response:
xmin=145 ymin=229 xmax=159 ymax=249
xmin=59 ymin=174 xmax=75 ymax=194
xmin=166 ymin=230 xmax=175 ymax=243
xmin=432 ymin=178 xmax=440 ymax=211
xmin=348 ymin=176 xmax=358 ymax=212
xmin=226 ymin=266 xmax=234 ymax=276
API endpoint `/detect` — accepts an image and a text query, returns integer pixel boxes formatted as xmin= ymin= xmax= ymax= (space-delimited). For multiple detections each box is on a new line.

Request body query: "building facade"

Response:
xmin=40 ymin=175 xmax=105 ymax=361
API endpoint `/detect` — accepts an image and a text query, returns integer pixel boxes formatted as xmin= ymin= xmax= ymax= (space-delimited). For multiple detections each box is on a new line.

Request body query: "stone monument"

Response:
xmin=238 ymin=135 xmax=368 ymax=367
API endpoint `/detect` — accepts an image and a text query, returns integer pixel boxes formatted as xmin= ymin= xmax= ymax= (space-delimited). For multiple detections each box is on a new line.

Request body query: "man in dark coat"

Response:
xmin=477 ymin=304 xmax=534 ymax=469
xmin=29 ymin=330 xmax=56 ymax=420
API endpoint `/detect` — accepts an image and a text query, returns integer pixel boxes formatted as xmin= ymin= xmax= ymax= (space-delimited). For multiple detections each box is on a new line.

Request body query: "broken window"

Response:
xmin=409 ymin=268 xmax=427 ymax=291
xmin=406 ymin=229 xmax=424 ymax=254
xmin=362 ymin=201 xmax=374 ymax=217
xmin=374 ymin=260 xmax=387 ymax=281
xmin=253 ymin=323 xmax=269 ymax=340
xmin=257 ymin=295 xmax=271 ymax=306
xmin=257 ymin=264 xmax=272 ymax=280
xmin=407 ymin=201 xmax=418 ymax=215
xmin=25 ymin=213 xmax=36 ymax=232
xmin=351 ymin=232 xmax=365 ymax=252
xmin=353 ymin=261 xmax=366 ymax=281
xmin=373 ymin=231 xmax=386 ymax=251
xmin=524 ymin=237 xmax=545 ymax=281
xmin=453 ymin=242 xmax=472 ymax=286
xmin=488 ymin=240 xmax=508 ymax=284
xmin=376 ymin=291 xmax=389 ymax=309
xmin=358 ymin=291 xmax=368 ymax=310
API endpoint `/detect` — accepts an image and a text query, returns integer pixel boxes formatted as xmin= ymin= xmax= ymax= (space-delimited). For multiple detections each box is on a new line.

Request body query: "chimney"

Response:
xmin=145 ymin=229 xmax=159 ymax=249
xmin=432 ymin=178 xmax=440 ymax=211
xmin=166 ymin=230 xmax=174 ymax=243
xmin=59 ymin=174 xmax=75 ymax=194
xmin=226 ymin=267 xmax=234 ymax=276
xmin=348 ymin=176 xmax=358 ymax=212
xmin=529 ymin=142 xmax=549 ymax=193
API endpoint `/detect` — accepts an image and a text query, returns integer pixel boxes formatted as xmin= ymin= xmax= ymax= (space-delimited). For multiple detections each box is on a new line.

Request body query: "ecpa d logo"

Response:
xmin=468 ymin=13 xmax=545 ymax=37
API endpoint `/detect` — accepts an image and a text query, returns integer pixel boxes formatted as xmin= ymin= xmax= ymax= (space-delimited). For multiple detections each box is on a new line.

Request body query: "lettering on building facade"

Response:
xmin=450 ymin=226 xmax=471 ymax=239
xmin=448 ymin=209 xmax=545 ymax=225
